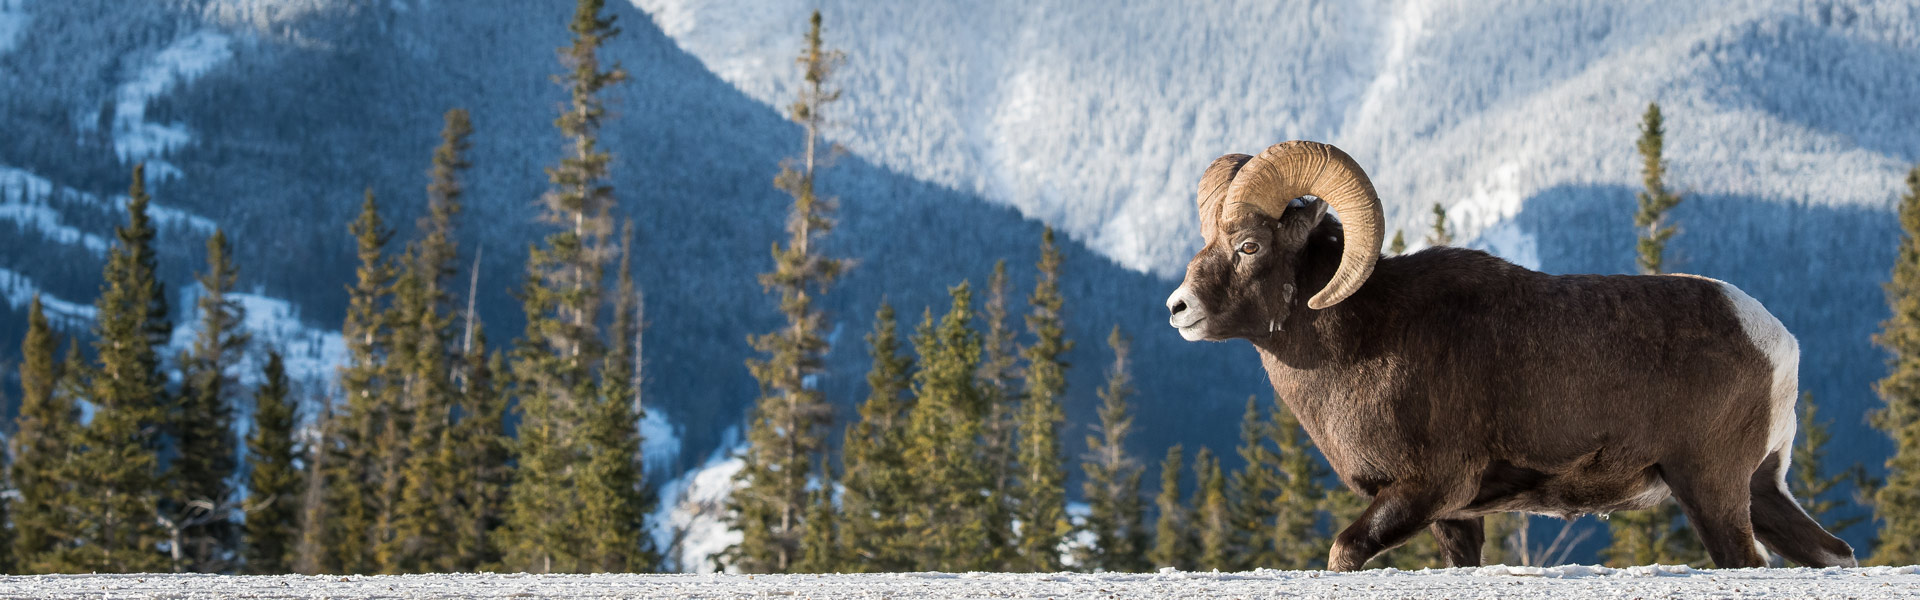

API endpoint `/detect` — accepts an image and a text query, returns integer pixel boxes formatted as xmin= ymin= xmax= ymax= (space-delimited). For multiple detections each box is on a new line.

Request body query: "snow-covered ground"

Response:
xmin=4 ymin=566 xmax=1918 ymax=598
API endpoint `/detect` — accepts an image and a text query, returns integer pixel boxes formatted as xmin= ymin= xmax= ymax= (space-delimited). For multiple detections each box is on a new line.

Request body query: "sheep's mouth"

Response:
xmin=1173 ymin=318 xmax=1209 ymax=341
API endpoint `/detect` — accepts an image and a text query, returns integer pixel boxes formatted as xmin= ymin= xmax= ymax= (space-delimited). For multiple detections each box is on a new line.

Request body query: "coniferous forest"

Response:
xmin=2 ymin=0 xmax=1919 ymax=577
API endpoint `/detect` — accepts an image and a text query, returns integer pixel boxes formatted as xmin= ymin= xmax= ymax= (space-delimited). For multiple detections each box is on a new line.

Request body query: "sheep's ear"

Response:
xmin=1277 ymin=197 xmax=1329 ymax=234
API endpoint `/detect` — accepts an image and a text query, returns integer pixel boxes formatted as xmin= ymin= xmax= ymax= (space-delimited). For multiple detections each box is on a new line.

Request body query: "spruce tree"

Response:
xmin=1015 ymin=228 xmax=1071 ymax=572
xmin=837 ymin=302 xmax=915 ymax=572
xmin=1388 ymin=230 xmax=1406 ymax=255
xmin=245 ymin=352 xmax=301 ymax=574
xmin=324 ymin=189 xmax=394 ymax=575
xmin=166 ymin=228 xmax=248 ymax=572
xmin=1229 ymin=397 xmax=1281 ymax=570
xmin=1426 ymin=203 xmax=1452 ymax=246
xmin=1634 ymin=103 xmax=1683 ymax=276
xmin=448 ymin=326 xmax=512 ymax=572
xmin=1193 ymin=448 xmax=1233 ymax=571
xmin=501 ymin=0 xmax=628 ymax=574
xmin=978 ymin=260 xmax=1020 ymax=569
xmin=10 ymin=297 xmax=75 ymax=572
xmin=1791 ymin=394 xmax=1864 ymax=541
xmin=575 ymin=225 xmax=657 ymax=572
xmin=1269 ymin=400 xmax=1328 ymax=570
xmin=902 ymin=288 xmax=995 ymax=571
xmin=1149 ymin=445 xmax=1194 ymax=571
xmin=795 ymin=469 xmax=840 ymax=573
xmin=1871 ymin=164 xmax=1920 ymax=566
xmin=728 ymin=9 xmax=846 ymax=574
xmin=70 ymin=163 xmax=170 ymax=573
xmin=1077 ymin=326 xmax=1148 ymax=573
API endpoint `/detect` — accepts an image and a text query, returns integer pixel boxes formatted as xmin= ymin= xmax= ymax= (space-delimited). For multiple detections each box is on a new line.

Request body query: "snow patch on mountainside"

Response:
xmin=650 ymin=438 xmax=745 ymax=574
xmin=113 ymin=29 xmax=233 ymax=163
xmin=640 ymin=408 xmax=681 ymax=476
xmin=0 ymin=267 xmax=97 ymax=330
xmin=0 ymin=0 xmax=28 ymax=55
xmin=0 ymin=164 xmax=216 ymax=255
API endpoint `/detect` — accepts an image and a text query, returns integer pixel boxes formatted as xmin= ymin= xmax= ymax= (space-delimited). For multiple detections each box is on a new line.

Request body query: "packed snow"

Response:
xmin=2 ymin=565 xmax=1918 ymax=598
xmin=635 ymin=0 xmax=1920 ymax=276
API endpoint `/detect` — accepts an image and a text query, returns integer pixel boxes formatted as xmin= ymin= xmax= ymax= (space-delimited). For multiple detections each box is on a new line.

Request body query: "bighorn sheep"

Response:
xmin=1165 ymin=141 xmax=1856 ymax=571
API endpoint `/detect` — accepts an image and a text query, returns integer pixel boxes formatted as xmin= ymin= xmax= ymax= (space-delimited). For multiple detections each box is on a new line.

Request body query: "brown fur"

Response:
xmin=1170 ymin=208 xmax=1856 ymax=570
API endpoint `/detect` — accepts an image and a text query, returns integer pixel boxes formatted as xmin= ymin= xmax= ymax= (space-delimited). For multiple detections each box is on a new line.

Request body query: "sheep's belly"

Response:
xmin=1459 ymin=463 xmax=1671 ymax=520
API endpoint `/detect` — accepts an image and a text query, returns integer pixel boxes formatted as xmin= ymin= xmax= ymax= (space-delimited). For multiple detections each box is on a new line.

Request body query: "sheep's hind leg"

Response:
xmin=1431 ymin=517 xmax=1485 ymax=567
xmin=1330 ymin=484 xmax=1450 ymax=572
xmin=1663 ymin=462 xmax=1767 ymax=568
xmin=1750 ymin=452 xmax=1856 ymax=567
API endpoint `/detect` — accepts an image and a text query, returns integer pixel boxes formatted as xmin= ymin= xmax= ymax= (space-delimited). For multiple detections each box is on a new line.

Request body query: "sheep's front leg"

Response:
xmin=1329 ymin=484 xmax=1448 ymax=572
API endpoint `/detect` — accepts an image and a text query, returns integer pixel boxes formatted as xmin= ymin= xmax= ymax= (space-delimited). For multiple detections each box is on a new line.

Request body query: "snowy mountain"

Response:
xmin=1 ymin=0 xmax=1915 ymax=565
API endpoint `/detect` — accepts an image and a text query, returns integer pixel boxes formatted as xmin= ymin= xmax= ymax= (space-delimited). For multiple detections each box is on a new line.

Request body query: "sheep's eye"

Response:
xmin=1239 ymin=241 xmax=1260 ymax=255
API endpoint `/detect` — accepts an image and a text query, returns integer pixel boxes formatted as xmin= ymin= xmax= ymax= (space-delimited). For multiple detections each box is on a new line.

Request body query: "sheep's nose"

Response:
xmin=1169 ymin=298 xmax=1188 ymax=316
xmin=1166 ymin=287 xmax=1203 ymax=329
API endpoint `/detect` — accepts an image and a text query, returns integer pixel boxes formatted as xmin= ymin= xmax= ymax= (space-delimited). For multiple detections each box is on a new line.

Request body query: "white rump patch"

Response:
xmin=1671 ymin=274 xmax=1799 ymax=457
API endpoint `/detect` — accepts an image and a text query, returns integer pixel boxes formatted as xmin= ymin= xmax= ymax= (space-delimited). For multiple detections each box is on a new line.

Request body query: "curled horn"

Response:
xmin=1221 ymin=141 xmax=1384 ymax=310
xmin=1195 ymin=153 xmax=1252 ymax=244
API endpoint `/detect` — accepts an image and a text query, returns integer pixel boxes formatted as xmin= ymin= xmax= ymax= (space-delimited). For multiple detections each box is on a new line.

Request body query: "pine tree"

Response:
xmin=727 ymin=9 xmax=846 ymax=574
xmin=1150 ymin=445 xmax=1194 ymax=571
xmin=10 ymin=297 xmax=75 ymax=572
xmin=1791 ymin=393 xmax=1865 ymax=543
xmin=1193 ymin=448 xmax=1233 ymax=571
xmin=978 ymin=260 xmax=1020 ymax=569
xmin=448 ymin=326 xmax=512 ymax=572
xmin=902 ymin=288 xmax=995 ymax=572
xmin=837 ymin=302 xmax=916 ymax=572
xmin=795 ymin=468 xmax=840 ymax=573
xmin=1388 ymin=230 xmax=1406 ymax=255
xmin=1426 ymin=203 xmax=1452 ymax=246
xmin=1606 ymin=103 xmax=1701 ymax=566
xmin=166 ymin=228 xmax=248 ymax=572
xmin=69 ymin=163 xmax=170 ymax=573
xmin=1077 ymin=326 xmax=1148 ymax=573
xmin=1268 ymin=400 xmax=1328 ymax=570
xmin=500 ymin=0 xmax=629 ymax=574
xmin=293 ymin=389 xmax=335 ymax=575
xmin=1872 ymin=164 xmax=1920 ymax=566
xmin=574 ymin=224 xmax=656 ymax=572
xmin=1014 ymin=228 xmax=1071 ymax=572
xmin=245 ymin=352 xmax=301 ymax=574
xmin=1634 ymin=103 xmax=1683 ymax=276
xmin=323 ymin=190 xmax=394 ymax=575
xmin=1229 ymin=397 xmax=1282 ymax=570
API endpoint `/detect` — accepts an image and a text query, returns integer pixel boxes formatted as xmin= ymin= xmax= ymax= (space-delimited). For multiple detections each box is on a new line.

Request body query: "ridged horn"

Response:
xmin=1221 ymin=141 xmax=1384 ymax=310
xmin=1195 ymin=153 xmax=1252 ymax=244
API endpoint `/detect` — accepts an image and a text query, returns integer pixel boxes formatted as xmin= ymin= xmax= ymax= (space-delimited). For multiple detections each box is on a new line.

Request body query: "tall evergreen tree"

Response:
xmin=1268 ymin=400 xmax=1329 ymax=570
xmin=69 ymin=163 xmax=170 ymax=573
xmin=795 ymin=467 xmax=840 ymax=573
xmin=1606 ymin=103 xmax=1701 ymax=566
xmin=1871 ymin=164 xmax=1920 ymax=566
xmin=10 ymin=297 xmax=75 ymax=572
xmin=574 ymin=224 xmax=657 ymax=572
xmin=1426 ymin=203 xmax=1452 ymax=246
xmin=1149 ymin=445 xmax=1194 ymax=571
xmin=1634 ymin=103 xmax=1683 ymax=276
xmin=500 ymin=0 xmax=629 ymax=574
xmin=1193 ymin=448 xmax=1232 ymax=571
xmin=902 ymin=288 xmax=996 ymax=571
xmin=728 ymin=9 xmax=846 ymax=575
xmin=245 ymin=352 xmax=301 ymax=574
xmin=166 ymin=228 xmax=248 ymax=572
xmin=323 ymin=189 xmax=395 ymax=575
xmin=1791 ymin=394 xmax=1865 ymax=542
xmin=837 ymin=302 xmax=915 ymax=572
xmin=978 ymin=260 xmax=1020 ymax=569
xmin=1014 ymin=228 xmax=1071 ymax=572
xmin=1077 ymin=326 xmax=1148 ymax=573
xmin=1229 ymin=397 xmax=1282 ymax=570
xmin=448 ymin=326 xmax=512 ymax=572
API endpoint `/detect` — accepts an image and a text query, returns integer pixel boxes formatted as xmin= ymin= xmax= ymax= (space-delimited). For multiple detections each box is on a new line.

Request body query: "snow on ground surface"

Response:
xmin=4 ymin=566 xmax=1919 ymax=599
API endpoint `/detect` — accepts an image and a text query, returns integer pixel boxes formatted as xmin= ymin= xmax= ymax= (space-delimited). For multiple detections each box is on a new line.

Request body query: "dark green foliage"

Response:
xmin=574 ymin=225 xmax=658 ymax=572
xmin=448 ymin=327 xmax=512 ymax=572
xmin=1077 ymin=326 xmax=1148 ymax=573
xmin=245 ymin=352 xmax=301 ymax=574
xmin=322 ymin=189 xmax=394 ymax=575
xmin=727 ymin=9 xmax=846 ymax=575
xmin=1388 ymin=230 xmax=1406 ymax=255
xmin=1482 ymin=513 xmax=1525 ymax=566
xmin=978 ymin=261 xmax=1020 ymax=569
xmin=1792 ymin=394 xmax=1866 ymax=544
xmin=166 ymin=228 xmax=248 ymax=573
xmin=1193 ymin=448 xmax=1232 ymax=571
xmin=1229 ymin=397 xmax=1281 ymax=570
xmin=1150 ymin=445 xmax=1193 ymax=571
xmin=1268 ymin=401 xmax=1328 ymax=570
xmin=838 ymin=302 xmax=916 ymax=572
xmin=1634 ymin=102 xmax=1683 ymax=275
xmin=10 ymin=298 xmax=75 ymax=572
xmin=1014 ymin=228 xmax=1071 ymax=572
xmin=902 ymin=289 xmax=996 ymax=572
xmin=1872 ymin=164 xmax=1920 ymax=566
xmin=68 ymin=163 xmax=170 ymax=573
xmin=796 ymin=471 xmax=840 ymax=573
xmin=1426 ymin=203 xmax=1452 ymax=246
